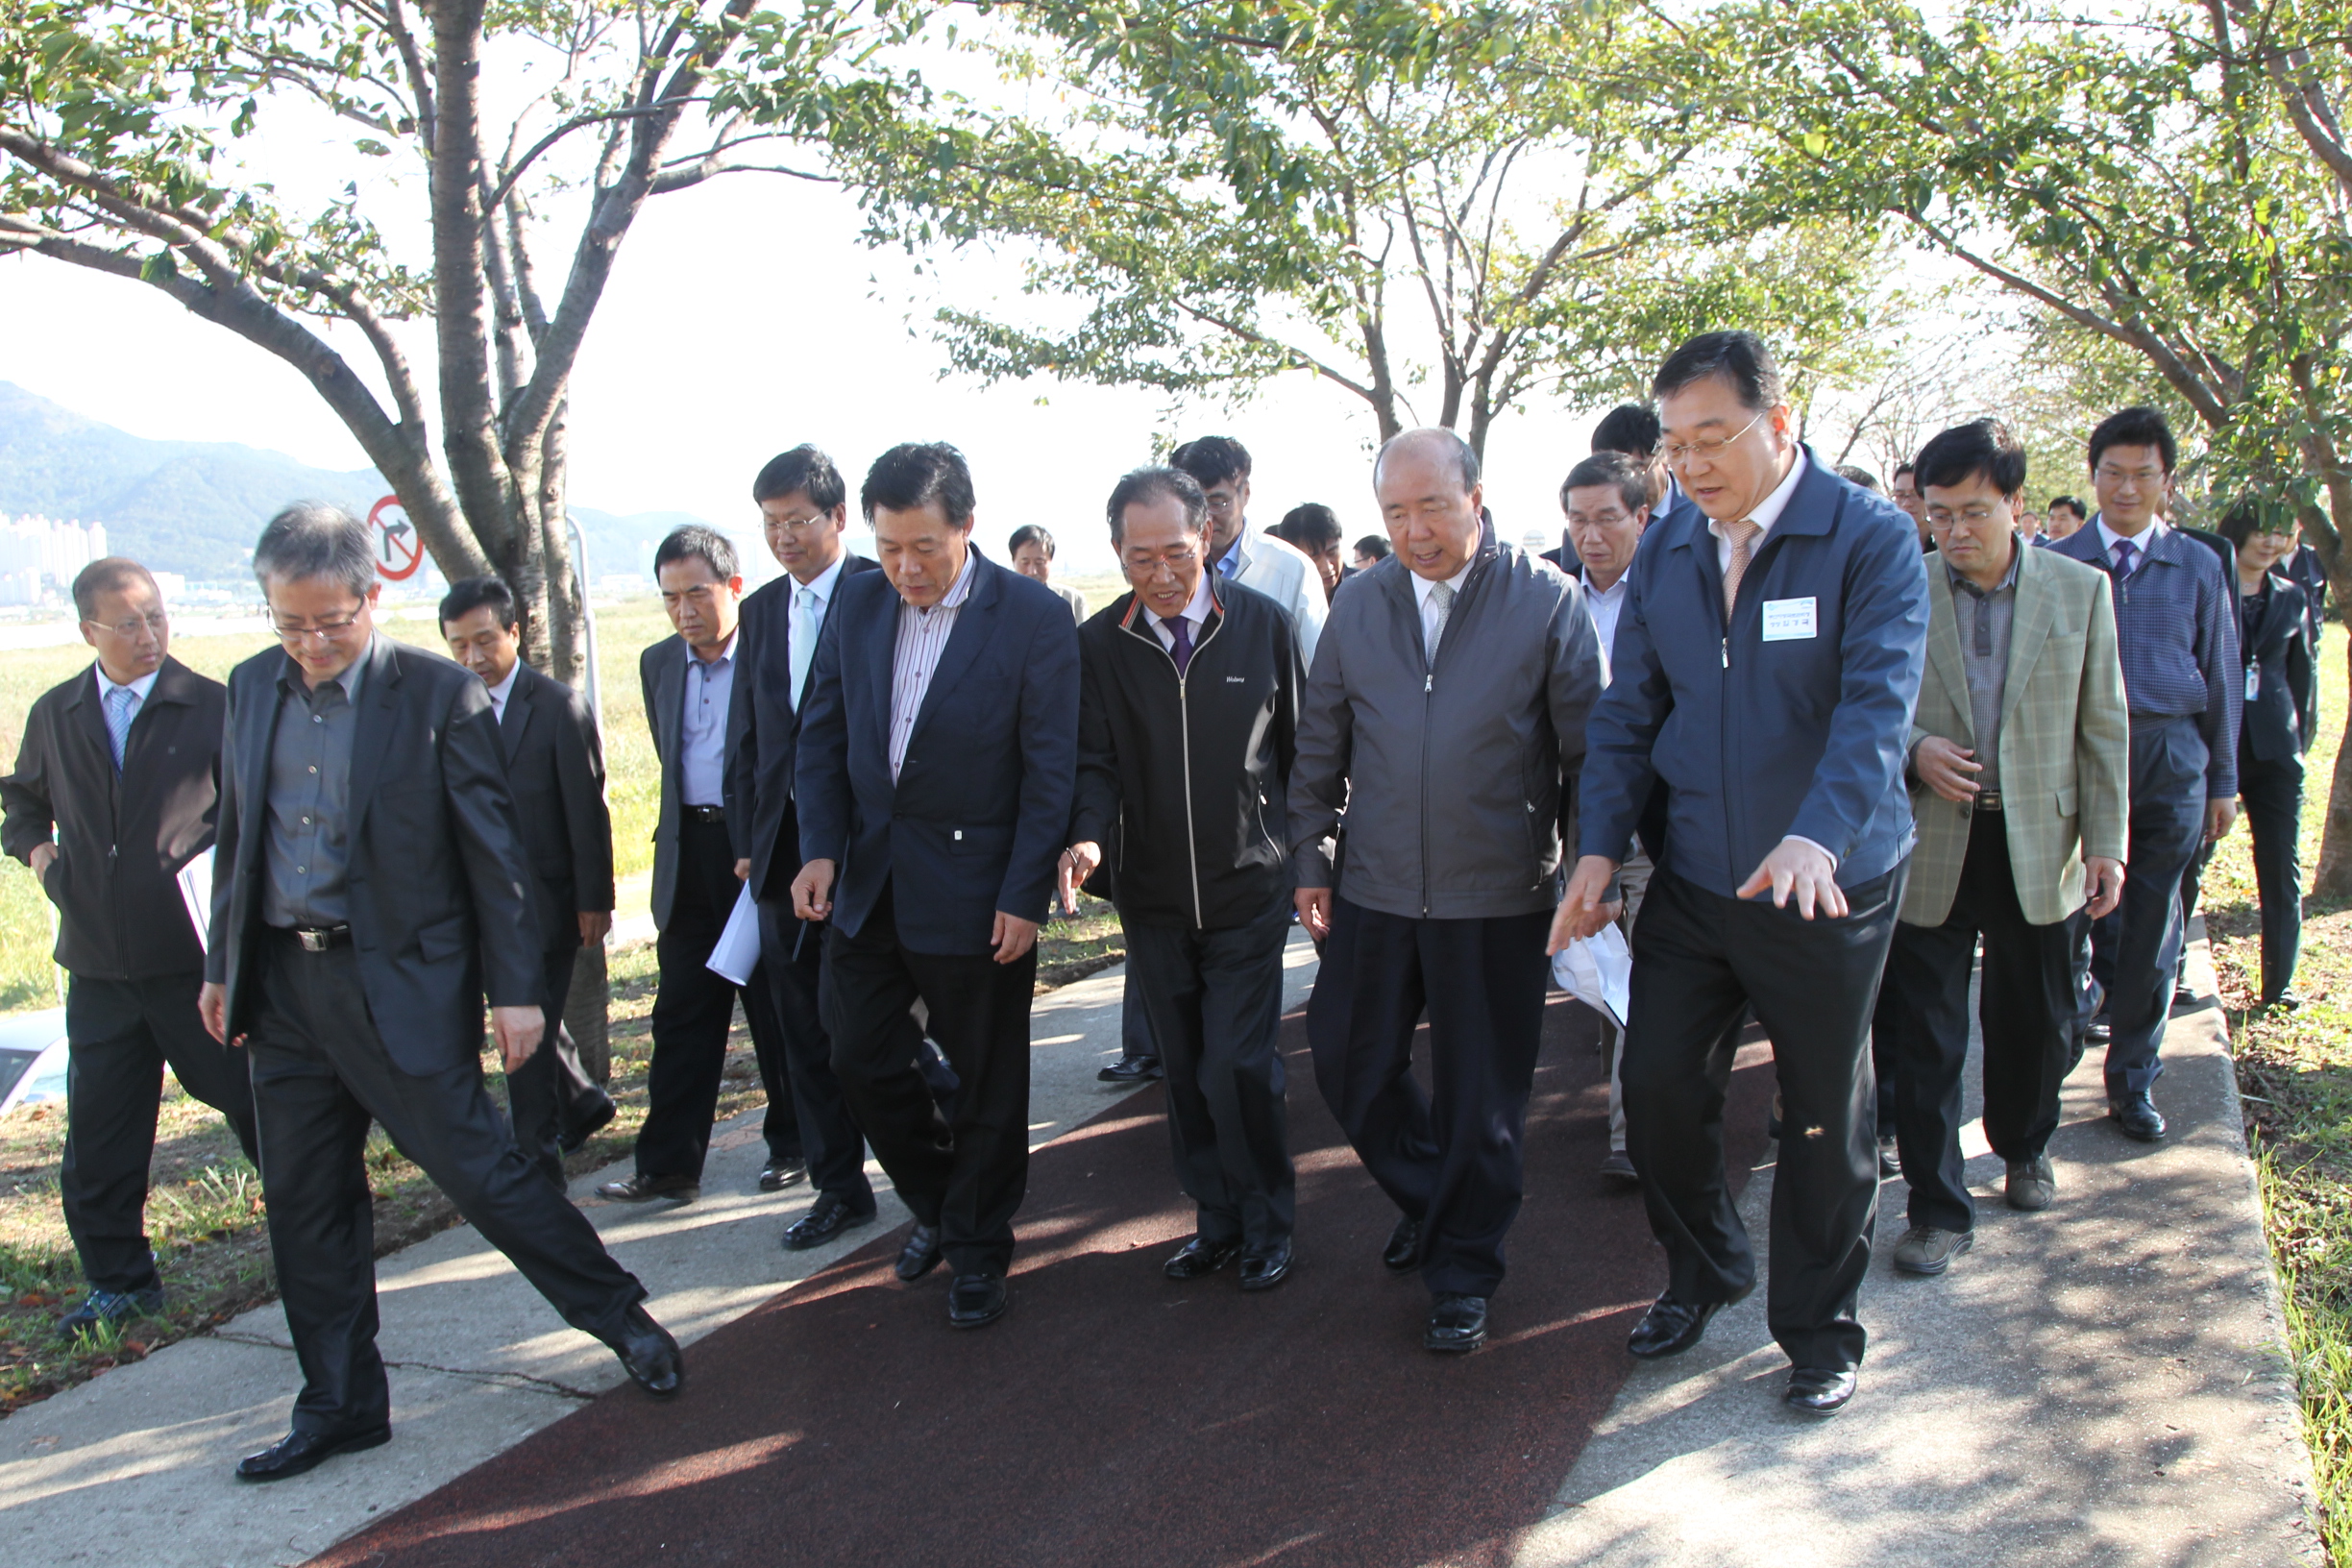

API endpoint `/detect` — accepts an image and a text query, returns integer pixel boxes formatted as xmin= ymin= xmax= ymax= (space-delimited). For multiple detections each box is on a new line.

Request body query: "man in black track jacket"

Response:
xmin=1063 ymin=466 xmax=1304 ymax=1290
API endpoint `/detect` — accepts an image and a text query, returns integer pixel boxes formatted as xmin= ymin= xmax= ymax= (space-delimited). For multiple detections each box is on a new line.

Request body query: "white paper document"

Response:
xmin=705 ymin=883 xmax=763 ymax=986
xmin=1550 ymin=922 xmax=1632 ymax=1030
xmin=177 ymin=850 xmax=214 ymax=954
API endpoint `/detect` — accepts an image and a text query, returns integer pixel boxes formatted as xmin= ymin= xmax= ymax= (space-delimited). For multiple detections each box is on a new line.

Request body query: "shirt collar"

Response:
xmin=924 ymin=547 xmax=978 ymax=614
xmin=1946 ymin=537 xmax=2023 ymax=599
xmin=279 ymin=636 xmax=372 ymax=703
xmin=690 ymin=631 xmax=738 ymax=671
xmin=1216 ymin=527 xmax=1250 ymax=576
xmin=2095 ymin=515 xmax=2168 ymax=557
xmin=796 ymin=553 xmax=847 ymax=606
xmin=1149 ymin=571 xmax=1214 ymax=630
xmin=484 ymin=662 xmax=522 ymax=710
xmin=1707 ymin=446 xmax=1807 ymax=544
xmin=95 ymin=665 xmax=160 ymax=705
xmin=1410 ymin=560 xmax=1472 ymax=608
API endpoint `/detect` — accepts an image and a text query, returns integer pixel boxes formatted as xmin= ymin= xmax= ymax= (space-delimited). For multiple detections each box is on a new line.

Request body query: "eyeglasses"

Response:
xmin=273 ymin=610 xmax=365 ymax=643
xmin=1124 ymin=548 xmax=1202 ymax=577
xmin=2095 ymin=464 xmax=2167 ymax=487
xmin=764 ymin=515 xmax=833 ymax=534
xmin=1926 ymin=505 xmax=2007 ymax=529
xmin=87 ymin=611 xmax=167 ymax=639
xmin=1664 ymin=408 xmax=1769 ymax=470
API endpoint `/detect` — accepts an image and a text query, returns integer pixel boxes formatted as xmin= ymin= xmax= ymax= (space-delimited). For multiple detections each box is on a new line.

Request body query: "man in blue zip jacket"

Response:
xmin=1559 ymin=331 xmax=1930 ymax=1416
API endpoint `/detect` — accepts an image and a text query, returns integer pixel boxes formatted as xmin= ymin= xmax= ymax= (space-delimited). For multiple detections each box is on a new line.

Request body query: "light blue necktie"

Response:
xmin=105 ymin=685 xmax=136 ymax=771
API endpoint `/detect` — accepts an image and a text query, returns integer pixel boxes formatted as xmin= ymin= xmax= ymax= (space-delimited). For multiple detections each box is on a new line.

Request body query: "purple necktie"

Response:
xmin=2112 ymin=538 xmax=2137 ymax=576
xmin=1168 ymin=614 xmax=1194 ymax=675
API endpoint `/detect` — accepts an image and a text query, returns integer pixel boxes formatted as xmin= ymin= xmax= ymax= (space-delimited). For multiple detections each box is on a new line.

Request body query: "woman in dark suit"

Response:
xmin=2218 ymin=503 xmax=2318 ymax=1006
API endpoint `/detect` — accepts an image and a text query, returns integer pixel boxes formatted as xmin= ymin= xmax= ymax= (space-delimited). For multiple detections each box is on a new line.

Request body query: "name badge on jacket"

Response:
xmin=1760 ymin=598 xmax=1818 ymax=641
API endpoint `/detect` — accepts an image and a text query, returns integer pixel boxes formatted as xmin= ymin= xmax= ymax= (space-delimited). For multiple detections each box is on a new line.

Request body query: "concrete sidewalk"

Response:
xmin=1517 ymin=921 xmax=2323 ymax=1566
xmin=0 ymin=936 xmax=1317 ymax=1568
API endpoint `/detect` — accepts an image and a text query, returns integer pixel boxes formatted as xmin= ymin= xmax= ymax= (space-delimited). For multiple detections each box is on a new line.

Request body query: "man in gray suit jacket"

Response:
xmin=200 ymin=505 xmax=676 ymax=1483
xmin=598 ymin=527 xmax=802 ymax=1203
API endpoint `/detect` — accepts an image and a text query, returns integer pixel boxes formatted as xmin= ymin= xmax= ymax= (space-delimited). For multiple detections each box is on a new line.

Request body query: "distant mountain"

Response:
xmin=0 ymin=381 xmax=713 ymax=582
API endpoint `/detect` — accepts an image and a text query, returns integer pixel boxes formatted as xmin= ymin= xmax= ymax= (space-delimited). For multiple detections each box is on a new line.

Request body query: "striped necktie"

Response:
xmin=105 ymin=684 xmax=136 ymax=771
xmin=2111 ymin=537 xmax=2138 ymax=577
xmin=1721 ymin=519 xmax=1759 ymax=619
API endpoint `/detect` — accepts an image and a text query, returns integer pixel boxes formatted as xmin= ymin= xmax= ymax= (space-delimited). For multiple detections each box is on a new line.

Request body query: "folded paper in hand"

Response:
xmin=1551 ymin=923 xmax=1631 ymax=1030
xmin=177 ymin=850 xmax=214 ymax=954
xmin=706 ymin=884 xmax=763 ymax=986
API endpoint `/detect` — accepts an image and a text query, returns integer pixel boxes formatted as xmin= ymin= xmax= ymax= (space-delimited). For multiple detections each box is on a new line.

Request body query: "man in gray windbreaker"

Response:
xmin=1290 ymin=428 xmax=1605 ymax=1355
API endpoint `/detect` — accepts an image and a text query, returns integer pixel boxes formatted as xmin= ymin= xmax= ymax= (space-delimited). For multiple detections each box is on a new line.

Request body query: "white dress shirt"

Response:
xmin=1146 ymin=572 xmax=1214 ymax=653
xmin=483 ymin=662 xmax=521 ymax=723
xmin=1410 ymin=561 xmax=1471 ymax=658
xmin=1583 ymin=572 xmax=1629 ymax=680
xmin=889 ymin=549 xmax=977 ymax=781
xmin=95 ymin=665 xmax=160 ymax=714
xmin=678 ymin=633 xmax=737 ymax=807
xmin=1706 ymin=447 xmax=1808 ymax=574
xmin=2095 ymin=515 xmax=2168 ymax=574
xmin=789 ymin=554 xmax=848 ymax=712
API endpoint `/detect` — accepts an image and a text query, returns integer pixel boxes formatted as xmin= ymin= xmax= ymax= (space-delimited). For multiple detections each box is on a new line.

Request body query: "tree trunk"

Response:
xmin=2317 ymin=637 xmax=2352 ymax=900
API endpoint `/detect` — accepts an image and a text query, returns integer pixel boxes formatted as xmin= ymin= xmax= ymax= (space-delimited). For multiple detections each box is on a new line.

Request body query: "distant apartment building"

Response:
xmin=0 ymin=514 xmax=109 ymax=607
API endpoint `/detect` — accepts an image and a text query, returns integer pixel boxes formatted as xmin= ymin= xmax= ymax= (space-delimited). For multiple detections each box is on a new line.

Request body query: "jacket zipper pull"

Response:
xmin=1721 ymin=637 xmax=1729 ymax=670
xmin=1425 ymin=672 xmax=1433 ymax=693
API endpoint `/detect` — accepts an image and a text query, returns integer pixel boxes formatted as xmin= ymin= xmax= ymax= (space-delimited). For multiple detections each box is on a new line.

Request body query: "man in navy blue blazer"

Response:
xmin=791 ymin=443 xmax=1079 ymax=1331
xmin=1559 ymin=331 xmax=1930 ymax=1417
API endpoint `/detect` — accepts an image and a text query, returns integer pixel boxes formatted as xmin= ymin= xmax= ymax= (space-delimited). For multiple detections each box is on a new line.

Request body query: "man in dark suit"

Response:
xmin=2 ymin=557 xmax=257 ymax=1339
xmin=200 ymin=505 xmax=676 ymax=1483
xmin=1561 ymin=331 xmax=1930 ymax=1415
xmin=599 ymin=527 xmax=803 ymax=1203
xmin=792 ymin=442 xmax=1079 ymax=1331
xmin=726 ymin=446 xmax=906 ymax=1252
xmin=440 ymin=576 xmax=616 ymax=1186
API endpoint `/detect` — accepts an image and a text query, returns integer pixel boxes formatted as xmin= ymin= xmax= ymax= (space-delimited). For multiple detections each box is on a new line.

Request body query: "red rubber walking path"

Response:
xmin=311 ymin=996 xmax=1774 ymax=1568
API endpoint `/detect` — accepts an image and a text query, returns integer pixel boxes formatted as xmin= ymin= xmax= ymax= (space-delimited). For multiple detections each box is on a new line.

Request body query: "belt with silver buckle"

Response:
xmin=683 ymin=804 xmax=726 ymax=824
xmin=277 ymin=924 xmax=352 ymax=952
xmin=1973 ymin=791 xmax=2003 ymax=813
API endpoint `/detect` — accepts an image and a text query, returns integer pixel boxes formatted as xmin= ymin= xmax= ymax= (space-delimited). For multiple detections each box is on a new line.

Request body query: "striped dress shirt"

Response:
xmin=888 ymin=549 xmax=976 ymax=781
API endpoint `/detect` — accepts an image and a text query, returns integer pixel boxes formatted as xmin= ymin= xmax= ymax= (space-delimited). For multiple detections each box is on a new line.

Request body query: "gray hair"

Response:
xmin=254 ymin=502 xmax=376 ymax=598
xmin=1372 ymin=428 xmax=1481 ymax=494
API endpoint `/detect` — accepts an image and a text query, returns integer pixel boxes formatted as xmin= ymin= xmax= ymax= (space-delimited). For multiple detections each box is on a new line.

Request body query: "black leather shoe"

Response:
xmin=1877 ymin=1137 xmax=1901 ymax=1180
xmin=1096 ymin=1055 xmax=1165 ymax=1084
xmin=1784 ymin=1365 xmax=1857 ymax=1414
xmin=2084 ymin=1014 xmax=2113 ymax=1047
xmin=895 ymin=1222 xmax=943 ymax=1282
xmin=612 ymin=1303 xmax=682 ymax=1396
xmin=557 ymin=1092 xmax=617 ymax=1156
xmin=946 ymin=1273 xmax=1008 ymax=1329
xmin=1424 ymin=1293 xmax=1488 ymax=1353
xmin=1164 ymin=1236 xmax=1240 ymax=1280
xmin=596 ymin=1172 xmax=698 ymax=1204
xmin=234 ymin=1425 xmax=391 ymax=1482
xmin=782 ymin=1192 xmax=876 ymax=1252
xmin=1238 ymin=1240 xmax=1293 ymax=1292
xmin=2109 ymin=1091 xmax=2167 ymax=1142
xmin=1628 ymin=1291 xmax=1727 ymax=1359
xmin=1382 ymin=1215 xmax=1422 ymax=1273
xmin=2172 ymin=980 xmax=2199 ymax=1011
xmin=759 ymin=1160 xmax=809 ymax=1193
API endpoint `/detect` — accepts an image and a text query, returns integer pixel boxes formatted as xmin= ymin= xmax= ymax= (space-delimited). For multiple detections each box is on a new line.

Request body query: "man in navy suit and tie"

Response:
xmin=792 ymin=442 xmax=1080 ymax=1330
xmin=1560 ymin=331 xmax=1930 ymax=1416
xmin=726 ymin=445 xmax=909 ymax=1252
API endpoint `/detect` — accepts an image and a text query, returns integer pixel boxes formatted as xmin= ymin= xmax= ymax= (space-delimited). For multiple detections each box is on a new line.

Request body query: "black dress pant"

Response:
xmin=759 ymin=896 xmax=886 ymax=1212
xmin=61 ymin=973 xmax=260 ymax=1294
xmin=1622 ymin=863 xmax=1905 ymax=1372
xmin=824 ymin=879 xmax=1035 ymax=1279
xmin=2239 ymin=752 xmax=2307 ymax=1000
xmin=1124 ymin=894 xmax=1295 ymax=1251
xmin=1884 ymin=814 xmax=2082 ymax=1234
xmin=1306 ymin=896 xmax=1552 ymax=1299
xmin=503 ymin=944 xmax=609 ymax=1186
xmin=2100 ymin=718 xmax=2208 ymax=1096
xmin=634 ymin=817 xmax=801 ymax=1182
xmin=246 ymin=936 xmax=645 ymax=1436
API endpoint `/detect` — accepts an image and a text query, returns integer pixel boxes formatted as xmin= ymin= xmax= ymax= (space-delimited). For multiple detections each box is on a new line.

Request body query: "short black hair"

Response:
xmin=2047 ymin=495 xmax=2088 ymax=522
xmin=71 ymin=557 xmax=159 ymax=623
xmin=1106 ymin=466 xmax=1209 ymax=545
xmin=1652 ymin=331 xmax=1787 ymax=413
xmin=1834 ymin=464 xmax=1882 ymax=494
xmin=1372 ymin=428 xmax=1480 ymax=493
xmin=1275 ymin=502 xmax=1343 ymax=551
xmin=2217 ymin=502 xmax=2294 ymax=551
xmin=1590 ymin=404 xmax=1663 ymax=458
xmin=752 ymin=445 xmax=846 ymax=512
xmin=1008 ymin=525 xmax=1056 ymax=558
xmin=862 ymin=442 xmax=975 ymax=526
xmin=653 ymin=525 xmax=740 ymax=582
xmin=1169 ymin=435 xmax=1253 ymax=490
xmin=1560 ymin=452 xmax=1651 ymax=516
xmin=439 ymin=574 xmax=518 ymax=631
xmin=1913 ymin=418 xmax=2028 ymax=498
xmin=1354 ymin=534 xmax=1391 ymax=560
xmin=1891 ymin=463 xmax=1917 ymax=483
xmin=2088 ymin=404 xmax=2177 ymax=476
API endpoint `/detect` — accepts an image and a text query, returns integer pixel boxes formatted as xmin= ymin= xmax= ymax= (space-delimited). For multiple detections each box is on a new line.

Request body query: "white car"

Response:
xmin=0 ymin=1008 xmax=68 ymax=1115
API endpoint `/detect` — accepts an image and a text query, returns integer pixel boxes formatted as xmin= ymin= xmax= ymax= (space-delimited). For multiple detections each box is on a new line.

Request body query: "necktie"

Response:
xmin=791 ymin=585 xmax=820 ymax=710
xmin=1168 ymin=614 xmax=1194 ymax=676
xmin=105 ymin=685 xmax=135 ymax=771
xmin=2111 ymin=538 xmax=2138 ymax=577
xmin=1426 ymin=580 xmax=1457 ymax=665
xmin=1721 ymin=519 xmax=1759 ymax=620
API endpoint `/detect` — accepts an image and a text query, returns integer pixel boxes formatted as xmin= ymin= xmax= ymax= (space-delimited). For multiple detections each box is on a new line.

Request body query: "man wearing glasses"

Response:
xmin=201 ymin=505 xmax=678 ymax=1482
xmin=2048 ymin=406 xmax=2241 ymax=1142
xmin=2 ymin=558 xmax=257 ymax=1341
xmin=1558 ymin=331 xmax=1930 ymax=1415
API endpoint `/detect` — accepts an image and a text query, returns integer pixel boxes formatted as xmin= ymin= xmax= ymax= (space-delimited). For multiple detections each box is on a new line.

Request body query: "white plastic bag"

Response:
xmin=1550 ymin=922 xmax=1632 ymax=1030
xmin=704 ymin=883 xmax=763 ymax=986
